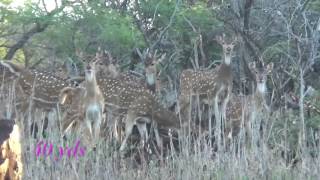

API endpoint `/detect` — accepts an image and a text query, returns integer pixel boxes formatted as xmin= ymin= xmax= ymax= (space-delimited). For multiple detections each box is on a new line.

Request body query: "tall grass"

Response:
xmin=1 ymin=83 xmax=320 ymax=180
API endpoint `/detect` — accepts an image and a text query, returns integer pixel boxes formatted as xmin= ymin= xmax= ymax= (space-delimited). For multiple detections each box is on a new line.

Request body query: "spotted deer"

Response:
xmin=60 ymin=64 xmax=180 ymax=152
xmin=59 ymin=57 xmax=105 ymax=144
xmin=80 ymin=49 xmax=146 ymax=87
xmin=225 ymin=61 xmax=273 ymax=142
xmin=81 ymin=59 xmax=105 ymax=143
xmin=0 ymin=61 xmax=77 ymax=137
xmin=60 ymin=75 xmax=180 ymax=151
xmin=143 ymin=50 xmax=165 ymax=94
xmin=119 ymin=89 xmax=180 ymax=151
xmin=0 ymin=61 xmax=74 ymax=111
xmin=178 ymin=34 xmax=238 ymax=134
xmin=93 ymin=73 xmax=181 ymax=151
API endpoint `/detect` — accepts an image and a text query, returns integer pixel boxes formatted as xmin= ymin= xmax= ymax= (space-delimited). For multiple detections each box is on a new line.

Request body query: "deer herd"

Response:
xmin=0 ymin=34 xmax=276 ymax=161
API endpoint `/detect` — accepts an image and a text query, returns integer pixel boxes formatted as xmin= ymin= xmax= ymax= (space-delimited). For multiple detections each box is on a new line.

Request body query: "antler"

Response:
xmin=93 ymin=47 xmax=104 ymax=63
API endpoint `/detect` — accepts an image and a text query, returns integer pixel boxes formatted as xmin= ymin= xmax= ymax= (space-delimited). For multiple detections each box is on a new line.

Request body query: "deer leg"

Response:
xmin=119 ymin=113 xmax=135 ymax=151
xmin=178 ymin=96 xmax=190 ymax=123
xmin=246 ymin=111 xmax=253 ymax=147
xmin=62 ymin=112 xmax=79 ymax=133
xmin=152 ymin=122 xmax=162 ymax=149
xmin=220 ymin=87 xmax=231 ymax=145
xmin=84 ymin=113 xmax=93 ymax=139
xmin=213 ymin=88 xmax=224 ymax=147
xmin=221 ymin=87 xmax=231 ymax=122
xmin=214 ymin=90 xmax=222 ymax=123
xmin=113 ymin=116 xmax=122 ymax=143
xmin=136 ymin=121 xmax=148 ymax=146
xmin=93 ymin=112 xmax=102 ymax=140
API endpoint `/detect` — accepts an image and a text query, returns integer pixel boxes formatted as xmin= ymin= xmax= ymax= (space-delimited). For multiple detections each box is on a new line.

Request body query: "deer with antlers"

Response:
xmin=60 ymin=49 xmax=180 ymax=152
xmin=60 ymin=73 xmax=180 ymax=152
xmin=59 ymin=57 xmax=105 ymax=145
xmin=225 ymin=61 xmax=273 ymax=143
xmin=143 ymin=50 xmax=166 ymax=94
xmin=94 ymin=73 xmax=181 ymax=151
xmin=178 ymin=34 xmax=238 ymax=135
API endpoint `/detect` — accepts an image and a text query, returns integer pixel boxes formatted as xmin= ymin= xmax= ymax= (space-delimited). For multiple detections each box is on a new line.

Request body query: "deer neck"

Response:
xmin=253 ymin=87 xmax=268 ymax=111
xmin=85 ymin=76 xmax=100 ymax=97
xmin=146 ymin=73 xmax=156 ymax=91
xmin=217 ymin=63 xmax=232 ymax=82
xmin=224 ymin=54 xmax=232 ymax=65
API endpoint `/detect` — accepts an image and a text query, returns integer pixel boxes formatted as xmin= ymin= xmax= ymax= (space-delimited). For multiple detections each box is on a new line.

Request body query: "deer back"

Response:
xmin=180 ymin=68 xmax=219 ymax=95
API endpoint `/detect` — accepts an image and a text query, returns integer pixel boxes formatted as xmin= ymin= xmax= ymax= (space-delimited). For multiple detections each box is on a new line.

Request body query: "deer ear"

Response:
xmin=234 ymin=35 xmax=240 ymax=43
xmin=215 ymin=35 xmax=223 ymax=44
xmin=266 ymin=62 xmax=274 ymax=73
xmin=231 ymin=41 xmax=236 ymax=46
xmin=158 ymin=53 xmax=166 ymax=63
xmin=248 ymin=61 xmax=256 ymax=71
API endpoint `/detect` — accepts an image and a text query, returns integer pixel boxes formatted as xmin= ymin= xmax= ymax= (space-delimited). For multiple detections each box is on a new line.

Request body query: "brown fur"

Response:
xmin=225 ymin=62 xmax=273 ymax=142
xmin=0 ymin=61 xmax=74 ymax=111
xmin=81 ymin=60 xmax=105 ymax=143
xmin=178 ymin=35 xmax=238 ymax=129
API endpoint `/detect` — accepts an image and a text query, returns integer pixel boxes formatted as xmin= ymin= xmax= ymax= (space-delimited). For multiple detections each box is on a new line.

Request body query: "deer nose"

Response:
xmin=226 ymin=47 xmax=231 ymax=51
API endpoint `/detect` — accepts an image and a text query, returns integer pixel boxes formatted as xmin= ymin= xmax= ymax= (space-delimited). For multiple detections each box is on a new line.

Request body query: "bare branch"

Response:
xmin=150 ymin=0 xmax=180 ymax=51
xmin=42 ymin=0 xmax=49 ymax=13
xmin=3 ymin=2 xmax=69 ymax=60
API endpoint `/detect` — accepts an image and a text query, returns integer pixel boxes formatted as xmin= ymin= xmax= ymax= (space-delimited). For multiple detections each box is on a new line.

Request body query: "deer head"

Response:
xmin=215 ymin=34 xmax=238 ymax=65
xmin=85 ymin=61 xmax=97 ymax=82
xmin=249 ymin=61 xmax=273 ymax=94
xmin=80 ymin=48 xmax=120 ymax=79
xmin=144 ymin=50 xmax=166 ymax=92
